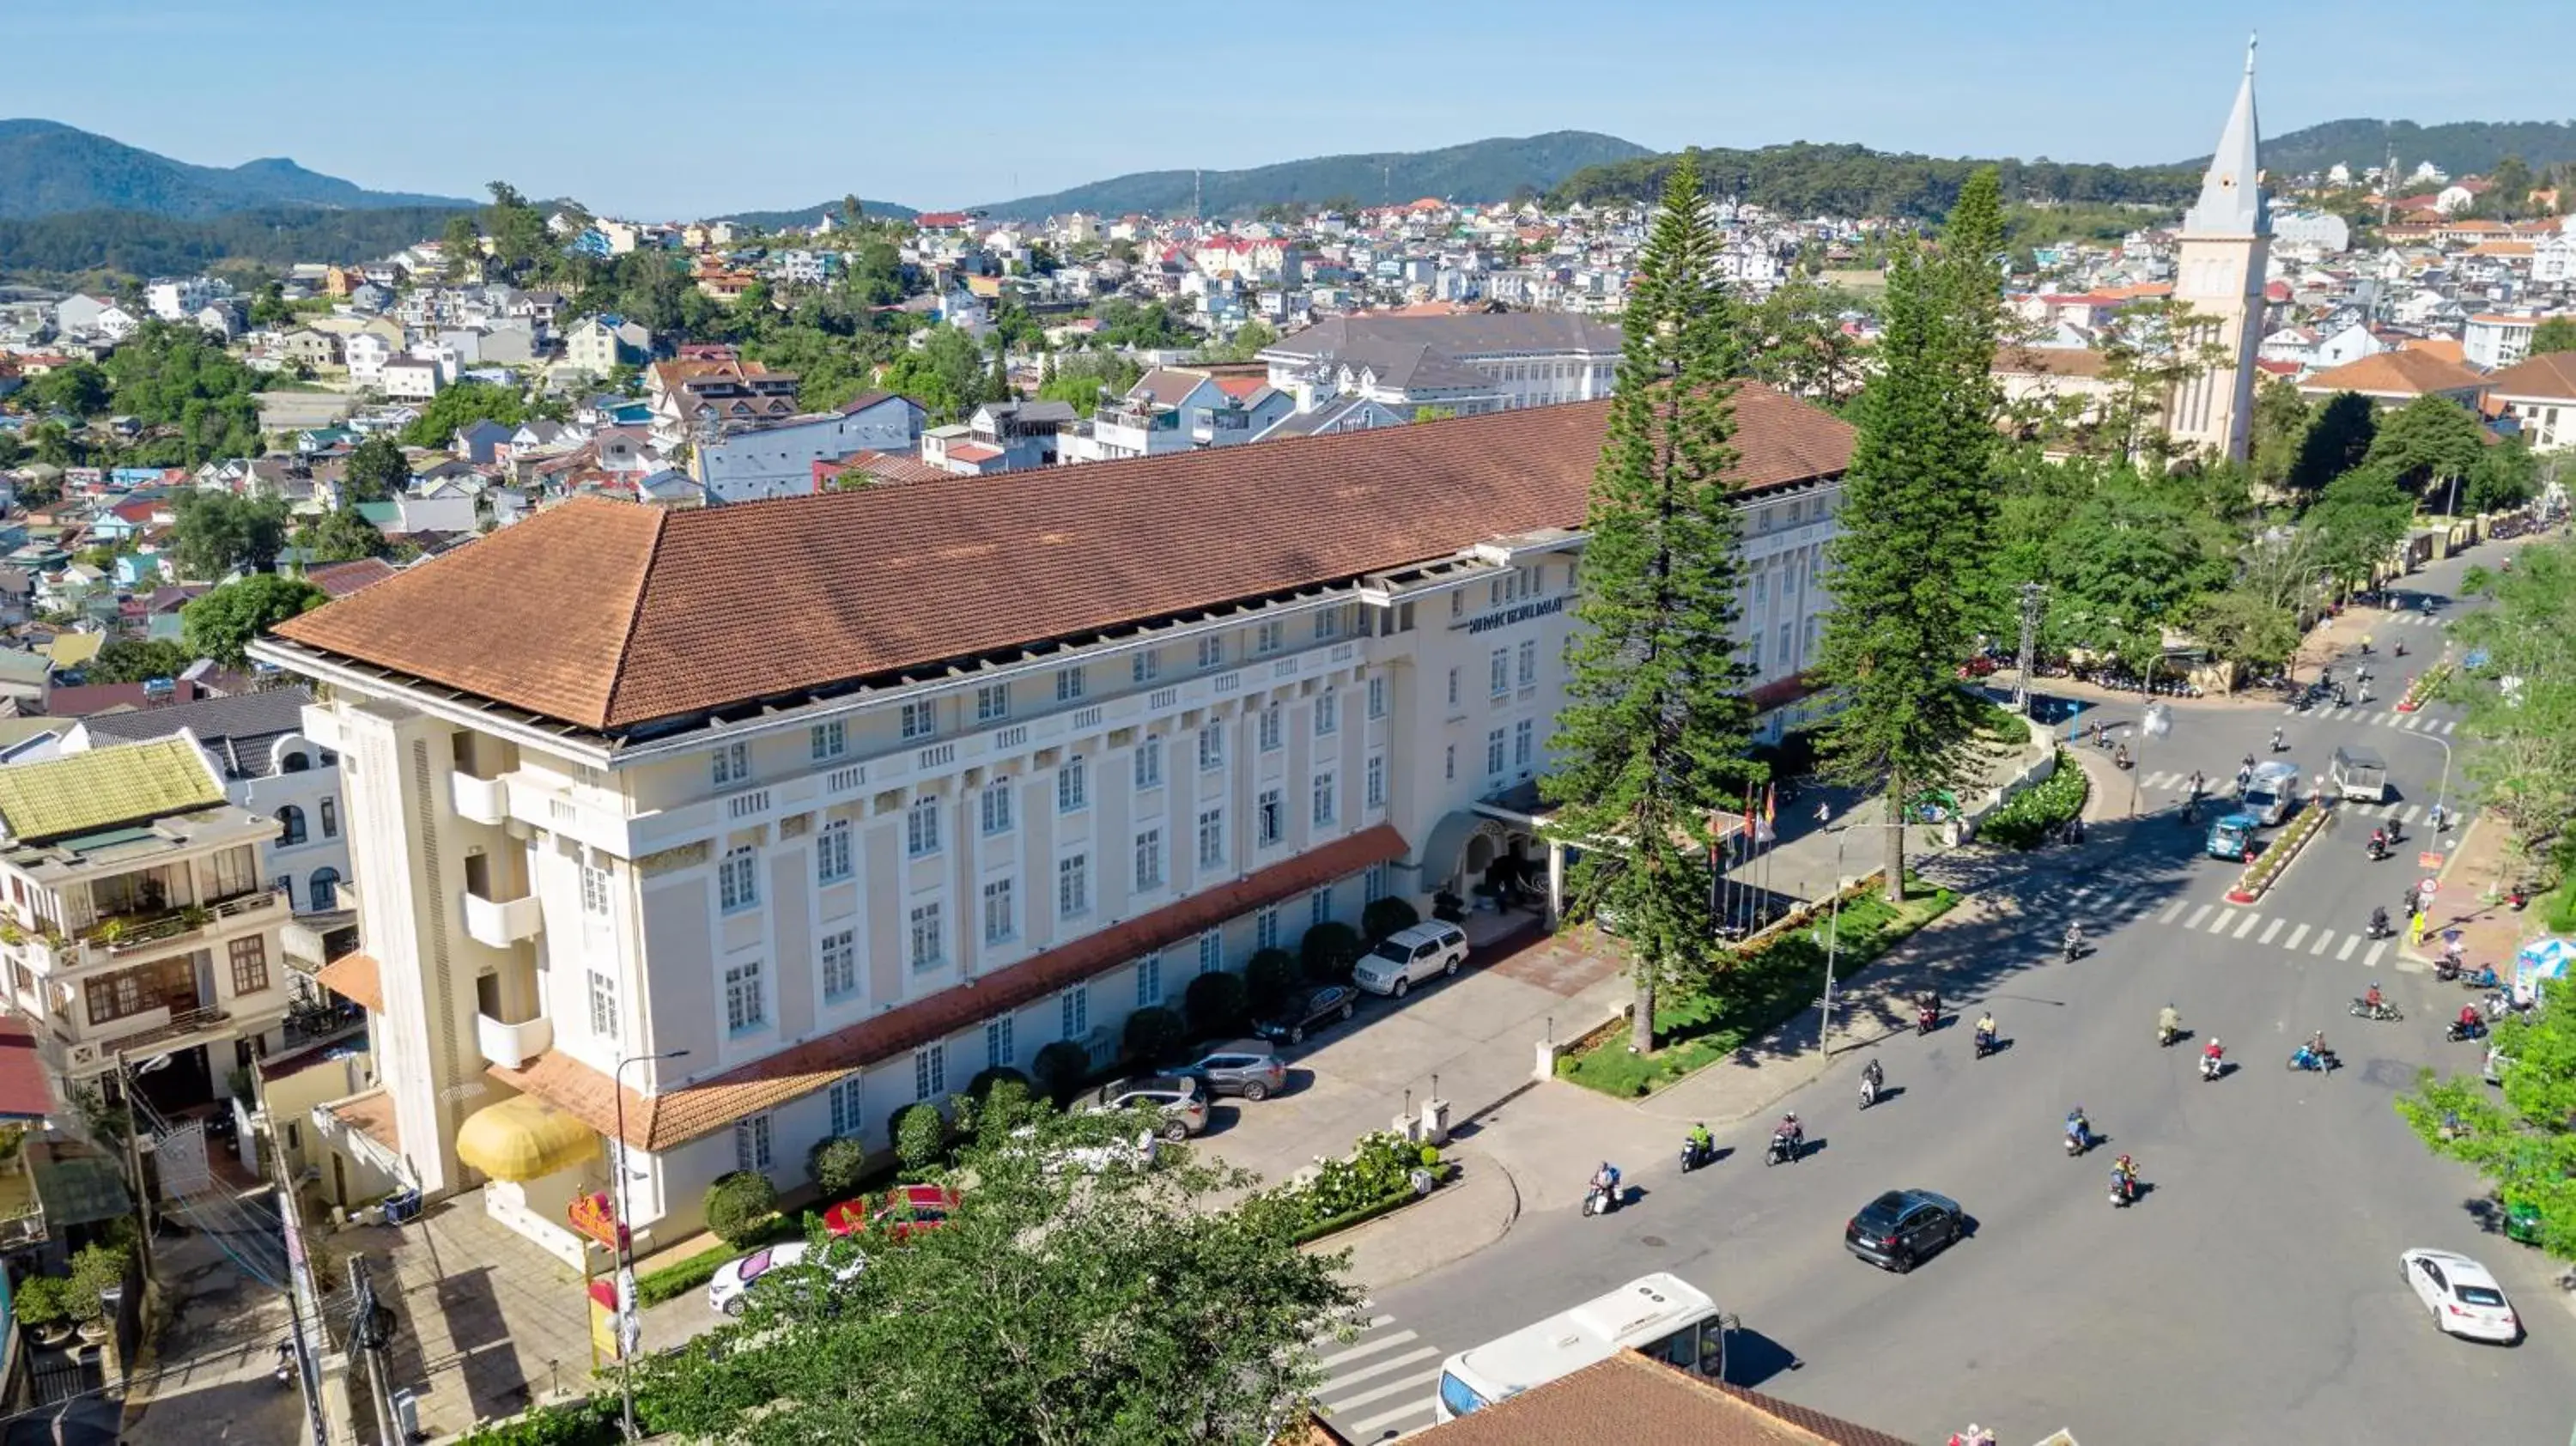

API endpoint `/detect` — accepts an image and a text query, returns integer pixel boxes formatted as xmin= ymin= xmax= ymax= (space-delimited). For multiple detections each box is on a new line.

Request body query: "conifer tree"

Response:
xmin=1543 ymin=153 xmax=1755 ymax=1053
xmin=1813 ymin=167 xmax=2009 ymax=901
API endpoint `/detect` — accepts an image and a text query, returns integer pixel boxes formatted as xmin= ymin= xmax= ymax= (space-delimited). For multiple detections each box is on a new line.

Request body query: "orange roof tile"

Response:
xmin=1406 ymin=1351 xmax=1914 ymax=1445
xmin=496 ymin=823 xmax=1410 ymax=1151
xmin=2401 ymin=337 xmax=2468 ymax=364
xmin=2483 ymin=351 xmax=2576 ymax=402
xmin=273 ymin=388 xmax=1855 ymax=735
xmin=316 ymin=952 xmax=385 ymax=1014
xmin=2298 ymin=349 xmax=2485 ymax=398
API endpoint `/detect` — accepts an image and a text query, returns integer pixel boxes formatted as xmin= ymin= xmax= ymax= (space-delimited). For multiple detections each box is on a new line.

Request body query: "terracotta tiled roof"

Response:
xmin=1406 ymin=1352 xmax=1916 ymax=1445
xmin=316 ymin=951 xmax=385 ymax=1014
xmin=305 ymin=558 xmax=400 ymax=598
xmin=2402 ymin=337 xmax=2468 ymax=364
xmin=0 ymin=1014 xmax=55 ymax=1121
xmin=2484 ymin=351 xmax=2576 ymax=402
xmin=272 ymin=388 xmax=1855 ymax=734
xmin=2298 ymin=349 xmax=2485 ymax=398
xmin=495 ymin=823 xmax=1410 ymax=1151
xmin=1991 ymin=346 xmax=2110 ymax=380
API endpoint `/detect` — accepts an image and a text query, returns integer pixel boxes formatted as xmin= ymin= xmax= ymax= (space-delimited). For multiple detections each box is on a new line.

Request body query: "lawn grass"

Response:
xmin=1558 ymin=878 xmax=1959 ymax=1098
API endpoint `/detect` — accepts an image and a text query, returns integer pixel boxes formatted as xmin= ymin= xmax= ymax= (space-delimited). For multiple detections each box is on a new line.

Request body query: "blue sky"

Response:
xmin=9 ymin=0 xmax=2568 ymax=216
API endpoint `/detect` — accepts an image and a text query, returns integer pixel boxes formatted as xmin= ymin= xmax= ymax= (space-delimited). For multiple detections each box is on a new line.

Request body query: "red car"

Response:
xmin=823 ymin=1184 xmax=959 ymax=1242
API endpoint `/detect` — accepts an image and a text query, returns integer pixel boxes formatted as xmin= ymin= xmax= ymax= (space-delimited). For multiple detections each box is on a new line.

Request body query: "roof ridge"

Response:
xmin=597 ymin=501 xmax=675 ymax=732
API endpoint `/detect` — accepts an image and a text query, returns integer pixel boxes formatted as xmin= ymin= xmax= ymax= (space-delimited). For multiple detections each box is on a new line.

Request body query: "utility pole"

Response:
xmin=349 ymin=1258 xmax=399 ymax=1446
xmin=113 ymin=1051 xmax=155 ymax=1284
xmin=2014 ymin=581 xmax=2046 ymax=715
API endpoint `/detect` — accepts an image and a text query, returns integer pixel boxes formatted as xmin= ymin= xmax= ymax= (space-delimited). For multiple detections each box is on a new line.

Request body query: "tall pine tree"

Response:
xmin=1813 ymin=167 xmax=2009 ymax=902
xmin=1543 ymin=153 xmax=1755 ymax=1054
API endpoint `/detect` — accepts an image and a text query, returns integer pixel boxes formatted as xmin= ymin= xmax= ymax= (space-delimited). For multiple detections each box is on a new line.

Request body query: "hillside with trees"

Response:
xmin=975 ymin=131 xmax=1653 ymax=220
xmin=0 ymin=118 xmax=469 ymax=218
xmin=2218 ymin=118 xmax=2576 ymax=179
xmin=0 ymin=204 xmax=471 ymax=283
xmin=1549 ymin=142 xmax=2199 ymax=220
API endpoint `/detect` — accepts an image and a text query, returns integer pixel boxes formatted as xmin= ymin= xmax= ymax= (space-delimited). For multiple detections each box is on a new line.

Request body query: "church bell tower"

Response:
xmin=2168 ymin=39 xmax=2272 ymax=463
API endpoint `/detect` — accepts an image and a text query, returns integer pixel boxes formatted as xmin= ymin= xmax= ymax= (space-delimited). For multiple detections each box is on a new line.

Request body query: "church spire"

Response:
xmin=2184 ymin=35 xmax=2267 ymax=238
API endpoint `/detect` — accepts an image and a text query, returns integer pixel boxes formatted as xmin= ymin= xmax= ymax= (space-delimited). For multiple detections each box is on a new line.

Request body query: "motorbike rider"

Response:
xmin=2157 ymin=1003 xmax=2180 ymax=1042
xmin=2365 ymin=983 xmax=2385 ymax=1014
xmin=2202 ymin=1036 xmax=2224 ymax=1072
xmin=2369 ymin=905 xmax=2391 ymax=939
xmin=2187 ymin=769 xmax=2206 ymax=798
xmin=2394 ymin=636 xmax=2408 ymax=657
xmin=1862 ymin=1058 xmax=1885 ymax=1094
xmin=1684 ymin=1121 xmax=1713 ymax=1162
xmin=1775 ymin=1112 xmax=1804 ymax=1149
xmin=2369 ymin=825 xmax=2388 ymax=858
xmin=1974 ymin=1010 xmax=1996 ymax=1048
xmin=2458 ymin=1003 xmax=2482 ymax=1035
xmin=1590 ymin=1160 xmax=1621 ymax=1200
xmin=2270 ymin=726 xmax=2285 ymax=752
xmin=2065 ymin=1106 xmax=2091 ymax=1149
xmin=2113 ymin=743 xmax=2131 ymax=769
xmin=2063 ymin=921 xmax=2085 ymax=959
xmin=2112 ymin=1152 xmax=2138 ymax=1188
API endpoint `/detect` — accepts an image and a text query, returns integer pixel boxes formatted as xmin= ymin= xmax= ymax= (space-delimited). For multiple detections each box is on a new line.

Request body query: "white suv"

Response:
xmin=1353 ymin=921 xmax=1470 ymax=998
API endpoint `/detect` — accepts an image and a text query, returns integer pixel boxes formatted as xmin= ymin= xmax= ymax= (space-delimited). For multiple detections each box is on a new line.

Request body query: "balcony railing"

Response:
xmin=63 ymin=887 xmax=287 ymax=971
xmin=452 ymin=771 xmax=511 ymax=825
xmin=463 ymin=891 xmax=542 ymax=949
xmin=476 ymin=1012 xmax=553 ymax=1070
xmin=102 ymin=1004 xmax=232 ymax=1057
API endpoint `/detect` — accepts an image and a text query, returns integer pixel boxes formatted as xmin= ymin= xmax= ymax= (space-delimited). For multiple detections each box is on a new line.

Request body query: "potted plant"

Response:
xmin=13 ymin=1274 xmax=74 ymax=1346
xmin=179 ymin=905 xmax=210 ymax=931
xmin=94 ymin=919 xmax=125 ymax=948
xmin=68 ymin=1242 xmax=128 ymax=1341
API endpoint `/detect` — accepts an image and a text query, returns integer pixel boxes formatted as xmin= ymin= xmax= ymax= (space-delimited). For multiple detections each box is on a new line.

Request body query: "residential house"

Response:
xmin=0 ymin=738 xmax=295 ymax=1115
xmin=303 ymin=558 xmax=401 ymax=598
xmin=1259 ymin=313 xmax=1623 ymax=416
xmin=2482 ymin=351 xmax=2576 ymax=452
xmin=562 ymin=316 xmax=653 ymax=378
xmin=252 ymin=386 xmax=1853 ymax=1267
xmin=1068 ymin=367 xmax=1296 ymax=463
xmin=2296 ymin=350 xmax=2488 ymax=408
xmin=2464 ymin=313 xmax=2543 ymax=371
xmin=1390 ymin=1349 xmax=1912 ymax=1446
xmin=453 ymin=420 xmax=515 ymax=465
xmin=344 ymin=334 xmax=394 ymax=391
xmin=382 ymin=358 xmax=444 ymax=403
xmin=690 ymin=392 xmax=925 ymax=503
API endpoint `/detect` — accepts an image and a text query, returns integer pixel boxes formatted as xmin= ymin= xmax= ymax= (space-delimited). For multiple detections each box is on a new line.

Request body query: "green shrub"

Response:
xmin=703 ymin=1170 xmax=779 ymax=1249
xmin=1262 ymin=1130 xmax=1439 ymax=1236
xmin=12 ymin=1273 xmax=71 ymax=1328
xmin=958 ymin=1076 xmax=1036 ymax=1137
xmin=1182 ymin=970 xmax=1247 ymax=1037
xmin=890 ymin=1104 xmax=947 ymax=1173
xmin=806 ymin=1135 xmax=866 ymax=1199
xmin=1121 ymin=1005 xmax=1185 ymax=1065
xmin=1361 ymin=896 xmax=1420 ymax=943
xmin=964 ymin=1065 xmax=1030 ymax=1101
xmin=1031 ymin=1039 xmax=1094 ymax=1103
xmin=1982 ymin=748 xmax=2087 ymax=850
xmin=67 ymin=1242 xmax=128 ymax=1323
xmin=1300 ymin=921 xmax=1363 ymax=983
xmin=1245 ymin=948 xmax=1298 ymax=1016
xmin=458 ymin=1394 xmax=623 ymax=1445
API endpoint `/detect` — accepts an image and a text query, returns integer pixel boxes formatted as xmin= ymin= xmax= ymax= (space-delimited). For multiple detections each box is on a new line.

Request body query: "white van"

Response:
xmin=1353 ymin=921 xmax=1471 ymax=998
xmin=2242 ymin=760 xmax=2300 ymax=826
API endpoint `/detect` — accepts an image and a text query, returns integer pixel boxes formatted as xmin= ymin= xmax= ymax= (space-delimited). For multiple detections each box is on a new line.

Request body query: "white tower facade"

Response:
xmin=2168 ymin=41 xmax=2272 ymax=463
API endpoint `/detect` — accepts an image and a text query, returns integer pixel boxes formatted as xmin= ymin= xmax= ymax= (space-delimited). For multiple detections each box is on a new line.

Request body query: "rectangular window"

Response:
xmin=1133 ymin=736 xmax=1163 ymax=791
xmin=1197 ymin=726 xmax=1224 ymax=772
xmin=976 ymin=683 xmax=1010 ymax=722
xmin=1516 ymin=640 xmax=1536 ymax=688
xmin=810 ymin=720 xmax=847 ymax=760
xmin=821 ymin=929 xmax=858 ymax=1000
xmin=815 ymin=819 xmax=854 ymax=884
xmin=1131 ymin=649 xmax=1160 ymax=685
xmin=1255 ymin=907 xmax=1279 ymax=953
xmin=900 ymin=700 xmax=938 ymax=741
xmin=711 ymin=740 xmax=749 ymax=787
xmin=1779 ymin=620 xmax=1795 ymax=668
xmin=1364 ymin=864 xmax=1388 ymax=902
xmin=319 ymin=799 xmax=339 ymax=839
xmin=1366 ymin=754 xmax=1386 ymax=810
xmin=1060 ymin=983 xmax=1089 ymax=1041
xmin=984 ymin=1016 xmax=1015 ymax=1073
xmin=906 ymin=798 xmax=940 ymax=858
xmin=1309 ymin=888 xmax=1332 ymax=928
xmin=1313 ymin=606 xmax=1342 ymax=640
xmin=1747 ymin=632 xmax=1764 ymax=673
xmin=1257 ymin=787 xmax=1283 ymax=847
xmin=228 ymin=936 xmax=270 ymax=995
xmin=1135 ymin=951 xmax=1163 ymax=1008
xmin=1057 ymin=756 xmax=1088 ymax=814
xmin=1445 ymin=744 xmax=1456 ymax=781
xmin=982 ymin=878 xmax=1016 ymax=945
xmin=1514 ymin=719 xmax=1534 ymax=768
xmin=1197 ymin=635 xmax=1224 ymax=669
xmin=1134 ymin=828 xmax=1165 ymax=892
xmin=1367 ymin=674 xmax=1387 ymax=719
xmin=587 ymin=969 xmax=618 ymax=1040
xmin=1315 ymin=690 xmax=1338 ymax=737
xmin=719 ymin=847 xmax=759 ymax=913
xmin=580 ymin=863 xmax=611 ymax=915
xmin=980 ymin=781 xmax=1014 ymax=835
xmin=914 ymin=1043 xmax=945 ymax=1103
xmin=1057 ymin=854 xmax=1090 ymax=919
xmin=908 ymin=901 xmax=944 ymax=969
xmin=725 ymin=960 xmax=767 ymax=1035
xmin=1255 ymin=619 xmax=1284 ymax=654
xmin=1055 ymin=666 xmax=1086 ymax=702
xmin=1753 ymin=571 xmax=1769 ymax=609
xmin=1197 ymin=929 xmax=1222 ymax=975
xmin=1312 ymin=771 xmax=1337 ymax=829
xmin=829 ymin=1077 xmax=864 ymax=1138
xmin=1485 ymin=729 xmax=1506 ymax=777
xmin=734 ymin=1114 xmax=773 ymax=1173
xmin=1196 ymin=806 xmax=1224 ymax=869
xmin=1257 ymin=707 xmax=1282 ymax=753
xmin=1451 ymin=590 xmax=1465 ymax=618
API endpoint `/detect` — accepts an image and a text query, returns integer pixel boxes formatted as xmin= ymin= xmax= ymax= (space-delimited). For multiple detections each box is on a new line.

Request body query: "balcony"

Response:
xmin=452 ymin=771 xmax=512 ymax=826
xmin=475 ymin=1011 xmax=554 ymax=1070
xmin=102 ymin=1004 xmax=234 ymax=1057
xmin=463 ymin=891 xmax=542 ymax=948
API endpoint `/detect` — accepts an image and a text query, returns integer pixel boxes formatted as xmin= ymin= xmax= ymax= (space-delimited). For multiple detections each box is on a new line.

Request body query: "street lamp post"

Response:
xmin=1817 ymin=808 xmax=1849 ymax=1052
xmin=615 ymin=1048 xmax=690 ymax=1443
xmin=2126 ymin=659 xmax=2175 ymax=818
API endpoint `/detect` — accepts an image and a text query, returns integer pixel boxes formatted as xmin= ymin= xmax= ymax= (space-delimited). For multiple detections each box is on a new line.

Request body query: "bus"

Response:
xmin=1431 ymin=1273 xmax=1723 ymax=1422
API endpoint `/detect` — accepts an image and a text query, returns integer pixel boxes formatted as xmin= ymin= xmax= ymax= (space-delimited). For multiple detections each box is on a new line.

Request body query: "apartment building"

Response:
xmin=0 ymin=738 xmax=294 ymax=1112
xmin=253 ymin=388 xmax=1853 ymax=1267
xmin=1260 ymin=313 xmax=1625 ymax=416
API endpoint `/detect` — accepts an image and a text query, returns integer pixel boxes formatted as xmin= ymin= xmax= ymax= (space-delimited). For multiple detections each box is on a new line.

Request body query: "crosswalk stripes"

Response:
xmin=1313 ymin=1311 xmax=1443 ymax=1440
xmin=2271 ymin=702 xmax=2459 ymax=734
xmin=2048 ymin=875 xmax=2427 ymax=973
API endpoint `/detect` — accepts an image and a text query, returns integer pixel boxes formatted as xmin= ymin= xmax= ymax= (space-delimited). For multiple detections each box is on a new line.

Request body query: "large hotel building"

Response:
xmin=254 ymin=390 xmax=1852 ymax=1264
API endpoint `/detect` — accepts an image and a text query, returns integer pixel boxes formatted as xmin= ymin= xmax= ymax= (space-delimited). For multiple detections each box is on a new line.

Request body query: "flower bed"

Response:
xmin=1979 ymin=749 xmax=2087 ymax=851
xmin=2226 ymin=805 xmax=2331 ymax=904
xmin=2394 ymin=662 xmax=2453 ymax=714
xmin=1259 ymin=1130 xmax=1448 ymax=1245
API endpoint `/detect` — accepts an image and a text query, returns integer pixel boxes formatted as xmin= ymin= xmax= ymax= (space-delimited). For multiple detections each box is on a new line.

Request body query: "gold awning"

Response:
xmin=456 ymin=1094 xmax=599 ymax=1182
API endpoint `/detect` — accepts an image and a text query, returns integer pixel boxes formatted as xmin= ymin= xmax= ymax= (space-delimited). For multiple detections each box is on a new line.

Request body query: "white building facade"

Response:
xmin=255 ymin=391 xmax=1853 ymax=1266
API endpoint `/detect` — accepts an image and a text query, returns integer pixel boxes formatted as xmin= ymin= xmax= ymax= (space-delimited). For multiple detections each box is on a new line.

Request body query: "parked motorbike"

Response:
xmin=2459 ymin=966 xmax=2502 ymax=992
xmin=2349 ymin=997 xmax=2403 ymax=1022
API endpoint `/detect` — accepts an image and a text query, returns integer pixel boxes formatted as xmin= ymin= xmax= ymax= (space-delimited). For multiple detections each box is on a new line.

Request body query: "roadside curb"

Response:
xmin=2224 ymin=803 xmax=2332 ymax=905
xmin=1324 ymin=1145 xmax=1522 ymax=1294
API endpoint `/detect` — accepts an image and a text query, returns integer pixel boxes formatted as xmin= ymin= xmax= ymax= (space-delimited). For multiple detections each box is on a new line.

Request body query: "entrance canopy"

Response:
xmin=458 ymin=1093 xmax=599 ymax=1182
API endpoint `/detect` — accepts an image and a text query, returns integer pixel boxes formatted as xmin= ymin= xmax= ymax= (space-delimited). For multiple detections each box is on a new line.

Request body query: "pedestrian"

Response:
xmin=2409 ymin=911 xmax=2427 ymax=948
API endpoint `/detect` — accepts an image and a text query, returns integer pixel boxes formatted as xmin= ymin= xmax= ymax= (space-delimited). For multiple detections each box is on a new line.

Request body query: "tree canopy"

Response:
xmin=170 ymin=491 xmax=290 ymax=580
xmin=343 ymin=434 xmax=410 ymax=503
xmin=2399 ymin=987 xmax=2576 ymax=1261
xmin=397 ymin=380 xmax=527 ymax=449
xmin=180 ymin=574 xmax=327 ymax=668
xmin=2364 ymin=394 xmax=2488 ymax=504
xmin=83 ymin=638 xmax=194 ymax=685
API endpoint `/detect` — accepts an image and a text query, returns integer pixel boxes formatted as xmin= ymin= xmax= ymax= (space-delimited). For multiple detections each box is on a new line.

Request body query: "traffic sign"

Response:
xmin=2418 ymin=878 xmax=2439 ymax=898
xmin=2418 ymin=851 xmax=2445 ymax=870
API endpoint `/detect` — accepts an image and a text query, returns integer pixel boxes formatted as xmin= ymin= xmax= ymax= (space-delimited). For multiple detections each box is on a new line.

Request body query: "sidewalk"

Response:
xmin=2401 ymin=811 xmax=2543 ymax=971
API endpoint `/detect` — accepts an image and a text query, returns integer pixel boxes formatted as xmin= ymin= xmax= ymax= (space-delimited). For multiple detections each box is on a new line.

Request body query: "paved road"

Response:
xmin=1318 ymin=541 xmax=2576 ymax=1445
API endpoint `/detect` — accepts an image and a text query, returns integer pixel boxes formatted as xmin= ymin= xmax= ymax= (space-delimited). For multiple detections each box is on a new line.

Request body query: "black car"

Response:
xmin=1844 ymin=1188 xmax=1963 ymax=1273
xmin=1253 ymin=984 xmax=1358 ymax=1045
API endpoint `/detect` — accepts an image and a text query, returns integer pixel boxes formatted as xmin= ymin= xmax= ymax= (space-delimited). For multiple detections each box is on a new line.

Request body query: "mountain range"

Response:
xmin=0 ymin=118 xmax=471 ymax=220
xmin=2196 ymin=118 xmax=2576 ymax=179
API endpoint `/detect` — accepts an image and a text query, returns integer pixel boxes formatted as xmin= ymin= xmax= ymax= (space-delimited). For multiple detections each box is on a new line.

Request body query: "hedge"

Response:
xmin=1982 ymin=748 xmax=2087 ymax=850
xmin=1286 ymin=1168 xmax=1454 ymax=1248
xmin=635 ymin=1211 xmax=802 ymax=1306
xmin=1182 ymin=970 xmax=1248 ymax=1036
xmin=1361 ymin=896 xmax=1420 ymax=943
xmin=703 ymin=1171 xmax=779 ymax=1249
